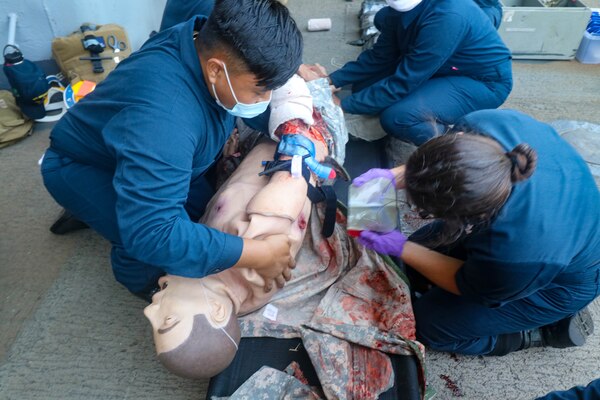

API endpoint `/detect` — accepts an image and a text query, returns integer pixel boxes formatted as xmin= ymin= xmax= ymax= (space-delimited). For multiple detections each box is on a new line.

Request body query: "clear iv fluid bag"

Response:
xmin=347 ymin=177 xmax=399 ymax=237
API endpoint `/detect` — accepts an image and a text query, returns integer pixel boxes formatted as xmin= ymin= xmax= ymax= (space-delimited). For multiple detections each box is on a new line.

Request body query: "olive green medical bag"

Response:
xmin=0 ymin=90 xmax=34 ymax=149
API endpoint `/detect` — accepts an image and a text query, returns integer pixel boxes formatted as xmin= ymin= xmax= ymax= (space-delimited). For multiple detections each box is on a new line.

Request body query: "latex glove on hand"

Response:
xmin=358 ymin=230 xmax=408 ymax=258
xmin=353 ymin=166 xmax=406 ymax=189
xmin=352 ymin=168 xmax=396 ymax=187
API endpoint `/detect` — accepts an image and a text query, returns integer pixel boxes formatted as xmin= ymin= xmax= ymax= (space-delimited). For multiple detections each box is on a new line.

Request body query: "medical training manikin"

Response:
xmin=144 ymin=75 xmax=334 ymax=378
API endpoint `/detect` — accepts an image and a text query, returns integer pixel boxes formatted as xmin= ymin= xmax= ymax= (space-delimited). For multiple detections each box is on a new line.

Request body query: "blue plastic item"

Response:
xmin=586 ymin=11 xmax=599 ymax=35
xmin=276 ymin=134 xmax=336 ymax=180
xmin=576 ymin=12 xmax=600 ymax=63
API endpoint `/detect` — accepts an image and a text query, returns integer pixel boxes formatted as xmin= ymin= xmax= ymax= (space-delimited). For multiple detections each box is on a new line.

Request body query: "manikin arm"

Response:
xmin=201 ymin=137 xmax=316 ymax=314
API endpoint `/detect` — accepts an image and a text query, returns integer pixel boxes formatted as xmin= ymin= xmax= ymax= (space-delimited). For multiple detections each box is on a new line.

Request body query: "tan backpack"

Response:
xmin=52 ymin=23 xmax=132 ymax=84
xmin=0 ymin=90 xmax=34 ymax=149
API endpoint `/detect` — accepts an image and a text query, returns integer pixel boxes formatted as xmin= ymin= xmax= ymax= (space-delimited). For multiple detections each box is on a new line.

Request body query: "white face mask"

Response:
xmin=385 ymin=0 xmax=422 ymax=12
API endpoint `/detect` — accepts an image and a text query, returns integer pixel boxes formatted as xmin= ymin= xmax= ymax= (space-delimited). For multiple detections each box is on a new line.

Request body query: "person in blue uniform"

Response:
xmin=537 ymin=379 xmax=600 ymax=400
xmin=474 ymin=0 xmax=503 ymax=29
xmin=309 ymin=0 xmax=512 ymax=145
xmin=160 ymin=0 xmax=215 ymax=31
xmin=353 ymin=109 xmax=599 ymax=355
xmin=41 ymin=0 xmax=303 ymax=301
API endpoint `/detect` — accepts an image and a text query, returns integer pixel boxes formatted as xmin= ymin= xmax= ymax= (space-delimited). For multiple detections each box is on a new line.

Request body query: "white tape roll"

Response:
xmin=307 ymin=18 xmax=332 ymax=32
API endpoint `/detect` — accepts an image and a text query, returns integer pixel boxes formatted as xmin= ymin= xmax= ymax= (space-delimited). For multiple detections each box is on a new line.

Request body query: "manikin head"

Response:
xmin=197 ymin=0 xmax=303 ymax=117
xmin=143 ymin=275 xmax=240 ymax=379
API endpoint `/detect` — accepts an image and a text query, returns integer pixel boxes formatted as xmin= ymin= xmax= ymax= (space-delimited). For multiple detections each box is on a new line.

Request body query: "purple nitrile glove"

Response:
xmin=358 ymin=230 xmax=408 ymax=257
xmin=352 ymin=168 xmax=395 ymax=187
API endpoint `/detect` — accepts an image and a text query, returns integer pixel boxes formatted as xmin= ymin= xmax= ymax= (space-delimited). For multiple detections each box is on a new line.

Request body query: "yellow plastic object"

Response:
xmin=64 ymin=80 xmax=96 ymax=109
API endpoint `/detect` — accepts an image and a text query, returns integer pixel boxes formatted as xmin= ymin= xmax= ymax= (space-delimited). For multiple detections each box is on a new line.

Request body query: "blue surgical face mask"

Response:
xmin=211 ymin=62 xmax=271 ymax=118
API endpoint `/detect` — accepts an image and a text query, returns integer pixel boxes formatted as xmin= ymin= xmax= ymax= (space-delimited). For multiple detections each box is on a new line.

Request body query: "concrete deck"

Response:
xmin=1 ymin=1 xmax=599 ymax=399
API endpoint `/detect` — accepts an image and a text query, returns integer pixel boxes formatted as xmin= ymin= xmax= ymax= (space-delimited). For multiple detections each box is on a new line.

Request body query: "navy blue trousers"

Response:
xmin=352 ymin=64 xmax=512 ymax=145
xmin=41 ymin=149 xmax=215 ymax=295
xmin=536 ymin=378 xmax=600 ymax=400
xmin=408 ymin=223 xmax=600 ymax=355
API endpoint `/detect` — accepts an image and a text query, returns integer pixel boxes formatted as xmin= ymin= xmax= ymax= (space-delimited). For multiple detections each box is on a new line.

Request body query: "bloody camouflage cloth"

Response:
xmin=238 ymin=206 xmax=426 ymax=399
xmin=217 ymin=73 xmax=425 ymax=399
xmin=213 ymin=362 xmax=323 ymax=400
xmin=299 ymin=208 xmax=425 ymax=399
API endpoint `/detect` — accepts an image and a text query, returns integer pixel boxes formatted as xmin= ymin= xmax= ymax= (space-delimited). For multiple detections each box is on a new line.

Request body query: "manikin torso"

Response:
xmin=200 ymin=136 xmax=325 ymax=315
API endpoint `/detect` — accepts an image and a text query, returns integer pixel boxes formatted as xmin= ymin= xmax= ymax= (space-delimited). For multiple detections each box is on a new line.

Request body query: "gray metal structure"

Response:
xmin=500 ymin=0 xmax=592 ymax=59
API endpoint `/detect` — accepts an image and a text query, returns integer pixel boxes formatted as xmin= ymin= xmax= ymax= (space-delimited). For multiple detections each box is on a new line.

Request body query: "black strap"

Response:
xmin=306 ymin=184 xmax=337 ymax=238
xmin=260 ymin=158 xmax=337 ymax=238
xmin=81 ymin=35 xmax=105 ymax=73
xmin=3 ymin=44 xmax=23 ymax=64
xmin=90 ymin=57 xmax=104 ymax=73
xmin=320 ymin=185 xmax=337 ymax=238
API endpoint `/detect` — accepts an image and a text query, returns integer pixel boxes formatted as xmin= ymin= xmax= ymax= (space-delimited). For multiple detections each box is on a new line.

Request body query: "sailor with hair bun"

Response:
xmin=352 ymin=109 xmax=600 ymax=357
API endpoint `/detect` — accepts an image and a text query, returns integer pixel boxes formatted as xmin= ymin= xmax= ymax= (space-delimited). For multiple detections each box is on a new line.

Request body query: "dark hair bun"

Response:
xmin=507 ymin=143 xmax=537 ymax=183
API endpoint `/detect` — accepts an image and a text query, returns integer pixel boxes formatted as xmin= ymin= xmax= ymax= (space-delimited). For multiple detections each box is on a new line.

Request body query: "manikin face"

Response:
xmin=143 ymin=275 xmax=234 ymax=354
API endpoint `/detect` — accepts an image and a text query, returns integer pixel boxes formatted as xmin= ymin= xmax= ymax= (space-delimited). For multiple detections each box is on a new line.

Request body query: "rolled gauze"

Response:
xmin=307 ymin=18 xmax=332 ymax=32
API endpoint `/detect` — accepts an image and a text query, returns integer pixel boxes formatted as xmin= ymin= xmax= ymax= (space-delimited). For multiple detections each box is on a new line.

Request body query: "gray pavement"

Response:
xmin=1 ymin=0 xmax=600 ymax=399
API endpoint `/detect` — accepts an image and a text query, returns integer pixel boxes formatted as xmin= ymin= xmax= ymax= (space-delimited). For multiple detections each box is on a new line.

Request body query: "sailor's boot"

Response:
xmin=49 ymin=209 xmax=89 ymax=234
xmin=541 ymin=307 xmax=594 ymax=348
xmin=487 ymin=307 xmax=594 ymax=356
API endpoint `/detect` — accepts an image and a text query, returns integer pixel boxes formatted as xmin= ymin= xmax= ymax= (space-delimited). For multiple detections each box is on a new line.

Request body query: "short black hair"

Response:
xmin=200 ymin=0 xmax=303 ymax=90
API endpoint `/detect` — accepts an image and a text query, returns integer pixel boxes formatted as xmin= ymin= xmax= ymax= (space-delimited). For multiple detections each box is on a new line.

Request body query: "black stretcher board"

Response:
xmin=206 ymin=337 xmax=421 ymax=399
xmin=206 ymin=139 xmax=422 ymax=400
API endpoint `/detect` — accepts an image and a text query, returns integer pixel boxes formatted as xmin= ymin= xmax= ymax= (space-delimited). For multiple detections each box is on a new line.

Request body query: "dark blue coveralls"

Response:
xmin=329 ymin=0 xmax=513 ymax=145
xmin=412 ymin=110 xmax=600 ymax=355
xmin=160 ymin=0 xmax=215 ymax=31
xmin=474 ymin=0 xmax=503 ymax=29
xmin=41 ymin=17 xmax=244 ymax=297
